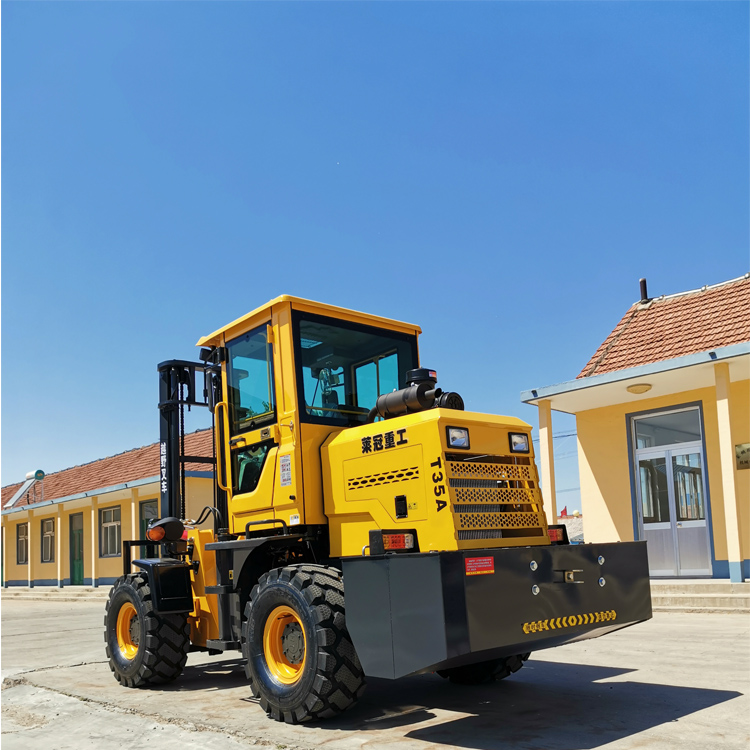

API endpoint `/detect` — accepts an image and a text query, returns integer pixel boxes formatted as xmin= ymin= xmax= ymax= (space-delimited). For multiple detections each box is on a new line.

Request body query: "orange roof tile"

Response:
xmin=2 ymin=430 xmax=213 ymax=509
xmin=578 ymin=275 xmax=750 ymax=378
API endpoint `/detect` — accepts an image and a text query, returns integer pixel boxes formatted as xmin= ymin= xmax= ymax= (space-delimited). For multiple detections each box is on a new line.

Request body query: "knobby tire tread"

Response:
xmin=243 ymin=564 xmax=366 ymax=724
xmin=104 ymin=573 xmax=190 ymax=688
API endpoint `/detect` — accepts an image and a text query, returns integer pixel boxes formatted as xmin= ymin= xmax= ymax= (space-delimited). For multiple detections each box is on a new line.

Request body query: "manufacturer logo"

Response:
xmin=361 ymin=429 xmax=407 ymax=454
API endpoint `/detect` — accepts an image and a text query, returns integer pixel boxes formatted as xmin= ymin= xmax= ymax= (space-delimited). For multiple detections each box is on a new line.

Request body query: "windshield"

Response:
xmin=293 ymin=312 xmax=418 ymax=426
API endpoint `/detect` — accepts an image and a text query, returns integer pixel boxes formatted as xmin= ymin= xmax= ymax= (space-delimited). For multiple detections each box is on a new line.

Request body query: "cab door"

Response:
xmin=223 ymin=323 xmax=279 ymax=528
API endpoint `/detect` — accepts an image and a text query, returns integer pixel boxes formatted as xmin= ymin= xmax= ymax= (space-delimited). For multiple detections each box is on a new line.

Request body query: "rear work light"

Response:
xmin=382 ymin=533 xmax=415 ymax=551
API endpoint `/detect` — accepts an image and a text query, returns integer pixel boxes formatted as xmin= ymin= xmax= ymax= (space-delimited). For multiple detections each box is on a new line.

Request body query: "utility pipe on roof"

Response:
xmin=4 ymin=470 xmax=45 ymax=509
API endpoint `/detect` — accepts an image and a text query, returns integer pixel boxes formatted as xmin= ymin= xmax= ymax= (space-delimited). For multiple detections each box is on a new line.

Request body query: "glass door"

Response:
xmin=638 ymin=453 xmax=674 ymax=575
xmin=633 ymin=408 xmax=711 ymax=577
xmin=671 ymin=451 xmax=710 ymax=575
xmin=69 ymin=513 xmax=84 ymax=585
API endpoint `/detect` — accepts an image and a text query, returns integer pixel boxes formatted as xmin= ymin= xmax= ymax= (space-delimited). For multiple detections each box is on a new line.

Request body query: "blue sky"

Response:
xmin=2 ymin=2 xmax=748 ymax=509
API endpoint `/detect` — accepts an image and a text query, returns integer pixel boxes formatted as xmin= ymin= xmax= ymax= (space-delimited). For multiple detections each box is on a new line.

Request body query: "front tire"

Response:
xmin=242 ymin=564 xmax=366 ymax=723
xmin=104 ymin=573 xmax=190 ymax=687
xmin=437 ymin=653 xmax=530 ymax=685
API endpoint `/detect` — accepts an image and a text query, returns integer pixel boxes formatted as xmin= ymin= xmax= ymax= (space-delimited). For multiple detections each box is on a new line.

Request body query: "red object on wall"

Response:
xmin=560 ymin=506 xmax=568 ymax=517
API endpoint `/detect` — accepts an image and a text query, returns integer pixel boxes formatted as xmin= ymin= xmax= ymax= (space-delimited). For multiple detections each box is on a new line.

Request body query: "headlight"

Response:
xmin=509 ymin=432 xmax=530 ymax=453
xmin=447 ymin=427 xmax=470 ymax=449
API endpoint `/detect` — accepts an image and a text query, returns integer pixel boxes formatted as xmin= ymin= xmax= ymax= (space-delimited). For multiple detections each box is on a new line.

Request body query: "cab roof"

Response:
xmin=196 ymin=295 xmax=422 ymax=347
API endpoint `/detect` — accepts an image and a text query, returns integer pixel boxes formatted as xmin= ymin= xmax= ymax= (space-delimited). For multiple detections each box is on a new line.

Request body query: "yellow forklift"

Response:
xmin=104 ymin=296 xmax=651 ymax=724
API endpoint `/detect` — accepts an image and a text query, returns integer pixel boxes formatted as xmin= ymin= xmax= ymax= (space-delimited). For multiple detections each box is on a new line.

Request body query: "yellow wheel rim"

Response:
xmin=263 ymin=605 xmax=306 ymax=685
xmin=116 ymin=601 xmax=139 ymax=660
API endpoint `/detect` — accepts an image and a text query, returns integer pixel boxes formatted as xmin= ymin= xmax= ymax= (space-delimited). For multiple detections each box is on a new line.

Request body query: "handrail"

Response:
xmin=245 ymin=518 xmax=289 ymax=539
xmin=214 ymin=402 xmax=230 ymax=492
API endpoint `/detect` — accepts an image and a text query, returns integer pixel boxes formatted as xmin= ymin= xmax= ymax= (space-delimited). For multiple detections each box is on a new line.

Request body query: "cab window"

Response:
xmin=227 ymin=324 xmax=275 ymax=435
xmin=354 ymin=352 xmax=399 ymax=409
xmin=232 ymin=443 xmax=272 ymax=495
xmin=293 ymin=312 xmax=418 ymax=426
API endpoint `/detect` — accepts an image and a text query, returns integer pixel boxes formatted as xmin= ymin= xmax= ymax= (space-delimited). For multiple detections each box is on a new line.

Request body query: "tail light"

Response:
xmin=368 ymin=529 xmax=419 ymax=555
xmin=548 ymin=524 xmax=569 ymax=545
xmin=382 ymin=533 xmax=415 ymax=551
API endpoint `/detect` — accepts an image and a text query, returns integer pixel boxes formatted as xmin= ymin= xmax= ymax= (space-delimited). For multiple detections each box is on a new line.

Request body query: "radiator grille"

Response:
xmin=454 ymin=503 xmax=516 ymax=513
xmin=458 ymin=511 xmax=541 ymax=529
xmin=347 ymin=466 xmax=419 ymax=491
xmin=458 ymin=529 xmax=545 ymax=541
xmin=449 ymin=478 xmax=535 ymax=489
xmin=447 ymin=454 xmax=547 ymax=546
xmin=448 ymin=461 xmax=531 ymax=481
xmin=453 ymin=487 xmax=535 ymax=506
xmin=458 ymin=529 xmax=505 ymax=540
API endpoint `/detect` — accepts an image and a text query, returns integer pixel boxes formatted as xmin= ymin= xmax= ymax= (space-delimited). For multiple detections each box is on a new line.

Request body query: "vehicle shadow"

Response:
xmin=161 ymin=656 xmax=742 ymax=749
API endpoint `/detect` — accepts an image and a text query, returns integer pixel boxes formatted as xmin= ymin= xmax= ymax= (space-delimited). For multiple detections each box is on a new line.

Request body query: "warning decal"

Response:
xmin=280 ymin=455 xmax=292 ymax=487
xmin=465 ymin=557 xmax=495 ymax=576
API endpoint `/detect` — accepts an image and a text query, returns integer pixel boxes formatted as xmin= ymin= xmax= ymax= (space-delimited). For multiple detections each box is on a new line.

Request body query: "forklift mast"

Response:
xmin=157 ymin=357 xmax=224 ymax=528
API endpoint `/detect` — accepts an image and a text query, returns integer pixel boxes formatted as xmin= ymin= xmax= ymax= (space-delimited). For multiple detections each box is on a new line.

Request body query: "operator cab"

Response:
xmin=291 ymin=311 xmax=418 ymax=427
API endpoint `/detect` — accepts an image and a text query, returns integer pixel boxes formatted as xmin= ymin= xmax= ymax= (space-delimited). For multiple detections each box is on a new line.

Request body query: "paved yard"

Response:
xmin=1 ymin=597 xmax=748 ymax=750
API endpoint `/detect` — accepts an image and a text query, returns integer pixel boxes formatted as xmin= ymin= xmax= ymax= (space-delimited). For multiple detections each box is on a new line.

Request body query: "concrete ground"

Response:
xmin=1 ymin=598 xmax=748 ymax=750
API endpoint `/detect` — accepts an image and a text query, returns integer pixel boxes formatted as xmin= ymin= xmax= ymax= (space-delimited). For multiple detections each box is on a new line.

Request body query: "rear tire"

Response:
xmin=437 ymin=653 xmax=530 ymax=685
xmin=242 ymin=564 xmax=366 ymax=723
xmin=104 ymin=573 xmax=190 ymax=687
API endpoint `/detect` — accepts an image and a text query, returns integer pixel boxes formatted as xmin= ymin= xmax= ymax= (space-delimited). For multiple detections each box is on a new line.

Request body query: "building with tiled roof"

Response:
xmin=522 ymin=274 xmax=749 ymax=582
xmin=579 ymin=275 xmax=750 ymax=378
xmin=2 ymin=431 xmax=214 ymax=588
xmin=1 ymin=430 xmax=213 ymax=510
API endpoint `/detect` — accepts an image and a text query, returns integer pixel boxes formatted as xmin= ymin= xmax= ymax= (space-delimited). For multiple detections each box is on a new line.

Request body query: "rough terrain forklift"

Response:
xmin=104 ymin=296 xmax=651 ymax=723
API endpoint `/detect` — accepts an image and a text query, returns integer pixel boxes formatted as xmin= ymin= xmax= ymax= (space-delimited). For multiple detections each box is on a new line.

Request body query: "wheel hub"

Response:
xmin=281 ymin=622 xmax=304 ymax=664
xmin=129 ymin=616 xmax=141 ymax=646
xmin=115 ymin=601 xmax=140 ymax=660
xmin=263 ymin=605 xmax=307 ymax=684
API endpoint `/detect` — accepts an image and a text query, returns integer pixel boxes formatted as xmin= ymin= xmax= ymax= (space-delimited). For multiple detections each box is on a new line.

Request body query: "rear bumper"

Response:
xmin=341 ymin=541 xmax=651 ymax=679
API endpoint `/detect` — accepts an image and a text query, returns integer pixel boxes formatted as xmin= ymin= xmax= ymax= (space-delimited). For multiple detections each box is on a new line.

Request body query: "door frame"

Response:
xmin=635 ymin=442 xmax=712 ymax=576
xmin=69 ymin=512 xmax=84 ymax=585
xmin=626 ymin=402 xmax=716 ymax=578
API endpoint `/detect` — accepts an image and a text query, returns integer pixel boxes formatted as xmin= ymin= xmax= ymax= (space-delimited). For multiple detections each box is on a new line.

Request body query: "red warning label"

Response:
xmin=465 ymin=556 xmax=495 ymax=576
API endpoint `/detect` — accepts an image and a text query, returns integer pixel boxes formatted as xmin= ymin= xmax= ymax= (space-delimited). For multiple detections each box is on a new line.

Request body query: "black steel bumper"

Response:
xmin=341 ymin=541 xmax=651 ymax=679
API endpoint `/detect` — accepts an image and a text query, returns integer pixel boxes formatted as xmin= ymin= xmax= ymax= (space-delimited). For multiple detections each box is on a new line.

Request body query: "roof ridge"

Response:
xmin=632 ymin=272 xmax=750 ymax=307
xmin=582 ymin=304 xmax=640 ymax=378
xmin=578 ymin=271 xmax=750 ymax=379
xmin=1 ymin=427 xmax=212 ymax=490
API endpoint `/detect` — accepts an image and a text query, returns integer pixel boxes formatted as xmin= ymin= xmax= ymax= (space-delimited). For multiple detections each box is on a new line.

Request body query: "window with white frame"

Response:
xmin=17 ymin=523 xmax=28 ymax=565
xmin=41 ymin=519 xmax=55 ymax=563
xmin=100 ymin=507 xmax=121 ymax=557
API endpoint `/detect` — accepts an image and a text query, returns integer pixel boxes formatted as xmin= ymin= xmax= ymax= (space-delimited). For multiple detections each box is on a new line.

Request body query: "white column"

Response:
xmin=714 ymin=362 xmax=744 ymax=582
xmin=27 ymin=511 xmax=34 ymax=588
xmin=91 ymin=498 xmax=99 ymax=587
xmin=131 ymin=492 xmax=138 ymax=574
xmin=538 ymin=399 xmax=558 ymax=524
xmin=57 ymin=507 xmax=63 ymax=587
xmin=2 ymin=524 xmax=6 ymax=587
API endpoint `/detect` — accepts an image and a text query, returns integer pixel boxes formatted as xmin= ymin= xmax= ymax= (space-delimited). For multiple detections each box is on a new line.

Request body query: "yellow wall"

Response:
xmin=576 ymin=379 xmax=749 ymax=568
xmin=2 ymin=476 xmax=215 ymax=587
